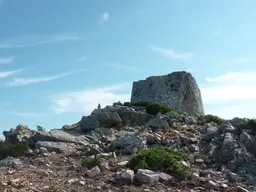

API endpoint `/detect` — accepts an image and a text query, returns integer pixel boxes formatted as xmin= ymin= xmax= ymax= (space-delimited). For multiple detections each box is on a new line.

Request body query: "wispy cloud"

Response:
xmin=201 ymin=71 xmax=256 ymax=119
xmin=2 ymin=111 xmax=45 ymax=118
xmin=0 ymin=69 xmax=24 ymax=78
xmin=51 ymin=83 xmax=131 ymax=114
xmin=214 ymin=27 xmax=222 ymax=36
xmin=104 ymin=63 xmax=138 ymax=71
xmin=76 ymin=57 xmax=89 ymax=63
xmin=233 ymin=57 xmax=256 ymax=64
xmin=0 ymin=34 xmax=80 ymax=48
xmin=5 ymin=72 xmax=71 ymax=86
xmin=0 ymin=56 xmax=15 ymax=64
xmin=206 ymin=71 xmax=256 ymax=84
xmin=148 ymin=44 xmax=195 ymax=60
xmin=202 ymin=85 xmax=256 ymax=104
xmin=205 ymin=103 xmax=256 ymax=119
xmin=13 ymin=112 xmax=42 ymax=118
xmin=98 ymin=12 xmax=110 ymax=24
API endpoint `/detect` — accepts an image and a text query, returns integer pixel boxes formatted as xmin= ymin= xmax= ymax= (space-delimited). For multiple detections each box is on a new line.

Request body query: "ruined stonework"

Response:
xmin=130 ymin=71 xmax=205 ymax=117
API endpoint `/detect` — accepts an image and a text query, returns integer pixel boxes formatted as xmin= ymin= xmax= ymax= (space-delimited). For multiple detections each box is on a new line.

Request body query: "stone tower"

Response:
xmin=130 ymin=71 xmax=204 ymax=117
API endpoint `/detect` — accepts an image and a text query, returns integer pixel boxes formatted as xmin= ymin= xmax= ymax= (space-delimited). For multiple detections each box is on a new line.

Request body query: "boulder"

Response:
xmin=30 ymin=130 xmax=89 ymax=146
xmin=115 ymin=169 xmax=135 ymax=185
xmin=97 ymin=112 xmax=122 ymax=127
xmin=114 ymin=131 xmax=146 ymax=149
xmin=240 ymin=131 xmax=256 ymax=156
xmin=80 ymin=115 xmax=99 ymax=132
xmin=218 ymin=133 xmax=236 ymax=163
xmin=0 ymin=157 xmax=22 ymax=168
xmin=3 ymin=125 xmax=32 ymax=145
xmin=35 ymin=141 xmax=81 ymax=154
xmin=146 ymin=116 xmax=169 ymax=132
xmin=135 ymin=169 xmax=159 ymax=184
xmin=87 ymin=166 xmax=101 ymax=178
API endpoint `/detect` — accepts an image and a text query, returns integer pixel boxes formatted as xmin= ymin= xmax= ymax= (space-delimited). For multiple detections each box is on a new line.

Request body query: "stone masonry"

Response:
xmin=130 ymin=71 xmax=205 ymax=117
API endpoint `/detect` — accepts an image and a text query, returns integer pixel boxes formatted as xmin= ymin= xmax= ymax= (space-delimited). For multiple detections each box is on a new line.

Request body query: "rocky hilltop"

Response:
xmin=0 ymin=102 xmax=255 ymax=192
xmin=131 ymin=71 xmax=205 ymax=117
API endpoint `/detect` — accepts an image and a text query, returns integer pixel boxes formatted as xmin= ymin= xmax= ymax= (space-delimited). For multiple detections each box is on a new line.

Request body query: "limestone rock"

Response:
xmin=146 ymin=117 xmax=169 ymax=132
xmin=240 ymin=131 xmax=256 ymax=156
xmin=35 ymin=141 xmax=81 ymax=154
xmin=115 ymin=169 xmax=135 ymax=185
xmin=158 ymin=172 xmax=174 ymax=182
xmin=97 ymin=112 xmax=122 ymax=127
xmin=135 ymin=169 xmax=159 ymax=184
xmin=3 ymin=124 xmax=31 ymax=145
xmin=131 ymin=71 xmax=204 ymax=116
xmin=236 ymin=186 xmax=249 ymax=192
xmin=30 ymin=129 xmax=88 ymax=146
xmin=218 ymin=133 xmax=236 ymax=163
xmin=87 ymin=166 xmax=101 ymax=177
xmin=116 ymin=161 xmax=129 ymax=168
xmin=114 ymin=131 xmax=146 ymax=150
xmin=80 ymin=115 xmax=99 ymax=132
xmin=0 ymin=157 xmax=21 ymax=168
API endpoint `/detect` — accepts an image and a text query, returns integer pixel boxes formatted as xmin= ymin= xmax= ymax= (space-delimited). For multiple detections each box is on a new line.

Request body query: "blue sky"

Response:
xmin=0 ymin=0 xmax=256 ymax=135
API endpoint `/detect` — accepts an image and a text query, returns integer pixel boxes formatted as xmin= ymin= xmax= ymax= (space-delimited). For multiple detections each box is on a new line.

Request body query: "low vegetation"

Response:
xmin=236 ymin=119 xmax=256 ymax=135
xmin=115 ymin=101 xmax=175 ymax=115
xmin=62 ymin=121 xmax=81 ymax=131
xmin=36 ymin=125 xmax=46 ymax=131
xmin=198 ymin=114 xmax=224 ymax=125
xmin=0 ymin=144 xmax=28 ymax=160
xmin=81 ymin=156 xmax=102 ymax=169
xmin=127 ymin=146 xmax=188 ymax=177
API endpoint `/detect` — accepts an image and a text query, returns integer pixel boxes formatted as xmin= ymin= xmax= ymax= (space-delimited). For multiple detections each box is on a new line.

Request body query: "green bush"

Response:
xmin=198 ymin=114 xmax=224 ymax=125
xmin=131 ymin=101 xmax=152 ymax=107
xmin=123 ymin=102 xmax=131 ymax=107
xmin=0 ymin=144 xmax=28 ymax=159
xmin=236 ymin=119 xmax=256 ymax=135
xmin=113 ymin=101 xmax=123 ymax=106
xmin=122 ymin=101 xmax=174 ymax=115
xmin=146 ymin=102 xmax=173 ymax=115
xmin=62 ymin=121 xmax=81 ymax=131
xmin=81 ymin=156 xmax=102 ymax=169
xmin=127 ymin=146 xmax=187 ymax=177
xmin=36 ymin=125 xmax=46 ymax=131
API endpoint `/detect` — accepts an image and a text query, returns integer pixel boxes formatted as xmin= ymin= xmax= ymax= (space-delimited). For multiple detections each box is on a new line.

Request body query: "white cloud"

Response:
xmin=51 ymin=83 xmax=131 ymax=114
xmin=98 ymin=12 xmax=110 ymax=24
xmin=214 ymin=27 xmax=222 ymax=36
xmin=76 ymin=57 xmax=89 ymax=62
xmin=206 ymin=72 xmax=256 ymax=84
xmin=5 ymin=72 xmax=71 ymax=86
xmin=201 ymin=85 xmax=256 ymax=104
xmin=202 ymin=71 xmax=256 ymax=118
xmin=148 ymin=44 xmax=195 ymax=60
xmin=104 ymin=63 xmax=137 ymax=71
xmin=13 ymin=112 xmax=42 ymax=118
xmin=0 ymin=69 xmax=23 ymax=78
xmin=206 ymin=71 xmax=256 ymax=83
xmin=233 ymin=57 xmax=256 ymax=64
xmin=2 ymin=111 xmax=46 ymax=118
xmin=206 ymin=103 xmax=256 ymax=119
xmin=0 ymin=56 xmax=15 ymax=64
xmin=0 ymin=34 xmax=80 ymax=48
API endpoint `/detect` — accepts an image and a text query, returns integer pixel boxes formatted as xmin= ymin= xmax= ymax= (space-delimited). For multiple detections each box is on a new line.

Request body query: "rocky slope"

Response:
xmin=0 ymin=104 xmax=255 ymax=192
